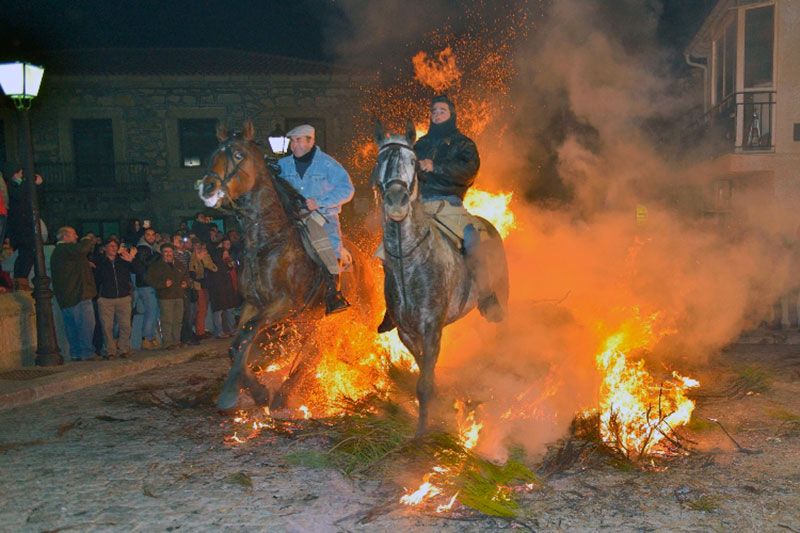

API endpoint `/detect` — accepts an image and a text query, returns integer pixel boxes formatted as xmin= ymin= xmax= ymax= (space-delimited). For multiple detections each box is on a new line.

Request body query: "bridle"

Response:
xmin=199 ymin=134 xmax=250 ymax=210
xmin=375 ymin=140 xmax=431 ymax=307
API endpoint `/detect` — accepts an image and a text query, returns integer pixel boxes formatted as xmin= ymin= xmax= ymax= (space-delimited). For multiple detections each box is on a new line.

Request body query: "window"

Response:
xmin=744 ymin=5 xmax=774 ymax=88
xmin=73 ymin=119 xmax=115 ymax=187
xmin=714 ymin=37 xmax=723 ymax=105
xmin=179 ymin=119 xmax=218 ymax=168
xmin=286 ymin=118 xmax=327 ymax=151
xmin=724 ymin=22 xmax=736 ymax=97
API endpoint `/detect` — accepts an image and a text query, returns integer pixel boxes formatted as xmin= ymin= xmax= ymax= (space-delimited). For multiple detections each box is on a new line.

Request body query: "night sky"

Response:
xmin=1 ymin=0 xmax=716 ymax=66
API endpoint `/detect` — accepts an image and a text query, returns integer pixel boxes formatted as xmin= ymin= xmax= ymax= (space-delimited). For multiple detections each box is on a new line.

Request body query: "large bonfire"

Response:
xmin=225 ymin=4 xmax=700 ymax=517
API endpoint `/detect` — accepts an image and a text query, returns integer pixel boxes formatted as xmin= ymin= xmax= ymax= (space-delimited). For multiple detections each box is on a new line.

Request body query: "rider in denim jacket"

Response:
xmin=277 ymin=124 xmax=354 ymax=314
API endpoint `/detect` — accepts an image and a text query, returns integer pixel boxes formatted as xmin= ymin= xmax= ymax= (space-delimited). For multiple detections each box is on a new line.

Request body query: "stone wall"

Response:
xmin=12 ymin=72 xmax=373 ymax=236
xmin=0 ymin=292 xmax=36 ymax=370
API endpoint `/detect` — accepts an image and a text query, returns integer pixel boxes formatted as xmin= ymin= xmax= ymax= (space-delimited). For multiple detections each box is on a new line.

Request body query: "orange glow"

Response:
xmin=413 ymin=46 xmax=461 ymax=92
xmin=400 ymin=401 xmax=483 ymax=510
xmin=589 ymin=311 xmax=699 ymax=457
xmin=463 ymin=188 xmax=516 ymax=239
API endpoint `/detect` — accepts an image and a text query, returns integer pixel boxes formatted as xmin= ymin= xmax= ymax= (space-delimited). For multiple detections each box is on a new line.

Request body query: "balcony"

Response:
xmin=36 ymin=162 xmax=151 ymax=192
xmin=697 ymin=91 xmax=776 ymax=157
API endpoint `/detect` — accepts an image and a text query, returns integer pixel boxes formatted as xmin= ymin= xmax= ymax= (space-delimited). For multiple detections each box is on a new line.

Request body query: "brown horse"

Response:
xmin=196 ymin=120 xmax=376 ymax=411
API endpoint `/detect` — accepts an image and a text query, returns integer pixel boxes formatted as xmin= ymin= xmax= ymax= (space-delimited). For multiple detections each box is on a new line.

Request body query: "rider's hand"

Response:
xmin=35 ymin=174 xmax=43 ymax=185
xmin=418 ymin=159 xmax=434 ymax=172
xmin=180 ymin=281 xmax=188 ymax=288
xmin=306 ymin=198 xmax=319 ymax=210
xmin=165 ymin=279 xmax=173 ymax=287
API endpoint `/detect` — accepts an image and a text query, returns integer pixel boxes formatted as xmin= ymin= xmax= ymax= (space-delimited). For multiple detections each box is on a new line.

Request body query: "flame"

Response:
xmin=413 ymin=46 xmax=461 ymax=92
xmin=400 ymin=401 xmax=483 ymax=510
xmin=456 ymin=400 xmax=483 ymax=450
xmin=590 ymin=312 xmax=699 ymax=457
xmin=463 ymin=188 xmax=516 ymax=239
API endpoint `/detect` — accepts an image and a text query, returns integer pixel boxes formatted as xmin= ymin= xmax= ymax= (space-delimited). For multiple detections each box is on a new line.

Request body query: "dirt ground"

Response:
xmin=1 ymin=341 xmax=799 ymax=532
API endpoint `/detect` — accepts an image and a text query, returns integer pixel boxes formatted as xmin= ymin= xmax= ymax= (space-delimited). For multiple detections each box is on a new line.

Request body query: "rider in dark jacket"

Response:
xmin=413 ymin=96 xmax=480 ymax=202
xmin=378 ymin=95 xmax=502 ymax=333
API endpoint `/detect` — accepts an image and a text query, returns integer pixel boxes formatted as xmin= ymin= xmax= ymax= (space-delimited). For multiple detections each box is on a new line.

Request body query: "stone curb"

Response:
xmin=0 ymin=339 xmax=230 ymax=411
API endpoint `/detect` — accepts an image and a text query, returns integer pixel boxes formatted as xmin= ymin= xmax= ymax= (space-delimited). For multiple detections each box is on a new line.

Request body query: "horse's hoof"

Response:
xmin=216 ymin=386 xmax=240 ymax=411
xmin=270 ymin=391 xmax=288 ymax=411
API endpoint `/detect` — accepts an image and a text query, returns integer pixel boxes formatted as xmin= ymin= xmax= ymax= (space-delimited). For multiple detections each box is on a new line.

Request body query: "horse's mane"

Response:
xmin=237 ymin=139 xmax=305 ymax=221
xmin=269 ymin=168 xmax=306 ymax=220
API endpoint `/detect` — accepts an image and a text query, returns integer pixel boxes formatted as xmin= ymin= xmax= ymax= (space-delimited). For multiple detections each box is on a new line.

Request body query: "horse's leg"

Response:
xmin=401 ymin=324 xmax=442 ymax=438
xmin=270 ymin=322 xmax=320 ymax=411
xmin=217 ymin=301 xmax=276 ymax=410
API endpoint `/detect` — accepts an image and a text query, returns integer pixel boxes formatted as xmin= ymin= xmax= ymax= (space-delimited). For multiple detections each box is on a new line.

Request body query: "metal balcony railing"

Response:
xmin=701 ymin=91 xmax=776 ymax=155
xmin=35 ymin=162 xmax=151 ymax=192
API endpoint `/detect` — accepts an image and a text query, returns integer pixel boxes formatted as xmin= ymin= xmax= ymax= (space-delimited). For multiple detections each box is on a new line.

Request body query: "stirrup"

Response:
xmin=377 ymin=311 xmax=396 ymax=333
xmin=325 ymin=291 xmax=351 ymax=315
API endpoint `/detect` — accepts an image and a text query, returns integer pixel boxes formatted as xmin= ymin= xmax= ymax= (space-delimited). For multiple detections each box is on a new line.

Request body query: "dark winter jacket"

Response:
xmin=206 ymin=247 xmax=240 ymax=312
xmin=94 ymin=253 xmax=145 ymax=299
xmin=50 ymin=237 xmax=97 ymax=309
xmin=414 ymin=130 xmax=480 ymax=201
xmin=145 ymin=259 xmax=190 ymax=300
xmin=7 ymin=177 xmax=43 ymax=246
xmin=135 ymin=237 xmax=161 ymax=288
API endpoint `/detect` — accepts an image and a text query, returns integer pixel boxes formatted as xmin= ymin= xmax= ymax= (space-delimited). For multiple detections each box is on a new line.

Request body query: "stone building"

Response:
xmin=0 ymin=48 xmax=374 ymax=238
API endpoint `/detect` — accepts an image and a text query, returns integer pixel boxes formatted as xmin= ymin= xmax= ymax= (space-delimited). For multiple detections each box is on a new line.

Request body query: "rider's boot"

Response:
xmin=377 ymin=310 xmax=395 ymax=333
xmin=324 ymin=273 xmax=350 ymax=315
xmin=464 ymin=224 xmax=504 ymax=323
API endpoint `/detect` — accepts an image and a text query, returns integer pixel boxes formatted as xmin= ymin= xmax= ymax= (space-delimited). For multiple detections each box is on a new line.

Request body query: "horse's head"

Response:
xmin=372 ymin=119 xmax=417 ymax=222
xmin=196 ymin=119 xmax=264 ymax=209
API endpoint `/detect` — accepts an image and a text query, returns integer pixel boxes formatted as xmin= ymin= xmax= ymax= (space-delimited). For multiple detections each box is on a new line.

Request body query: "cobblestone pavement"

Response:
xmin=1 ymin=343 xmax=799 ymax=532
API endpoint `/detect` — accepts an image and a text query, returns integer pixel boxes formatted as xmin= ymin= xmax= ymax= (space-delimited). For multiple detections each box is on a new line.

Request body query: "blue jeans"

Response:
xmin=0 ymin=215 xmax=6 ymax=247
xmin=62 ymin=299 xmax=96 ymax=360
xmin=135 ymin=286 xmax=159 ymax=340
xmin=212 ymin=308 xmax=236 ymax=336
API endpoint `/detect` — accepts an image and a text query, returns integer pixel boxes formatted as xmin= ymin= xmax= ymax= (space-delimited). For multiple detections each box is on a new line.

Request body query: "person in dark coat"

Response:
xmin=7 ymin=166 xmax=43 ymax=291
xmin=51 ymin=226 xmax=98 ymax=361
xmin=206 ymin=245 xmax=239 ymax=338
xmin=94 ymin=238 xmax=145 ymax=358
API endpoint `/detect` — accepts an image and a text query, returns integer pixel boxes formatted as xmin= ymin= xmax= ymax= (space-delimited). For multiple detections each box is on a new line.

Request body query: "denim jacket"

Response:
xmin=277 ymin=148 xmax=354 ymax=217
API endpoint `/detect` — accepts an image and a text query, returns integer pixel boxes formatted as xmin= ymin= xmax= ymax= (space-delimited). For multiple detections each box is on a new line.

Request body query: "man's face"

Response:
xmin=162 ymin=247 xmax=174 ymax=263
xmin=61 ymin=228 xmax=78 ymax=244
xmin=172 ymin=235 xmax=183 ymax=250
xmin=105 ymin=241 xmax=119 ymax=258
xmin=290 ymin=135 xmax=315 ymax=158
xmin=144 ymin=229 xmax=156 ymax=244
xmin=430 ymin=102 xmax=451 ymax=125
xmin=229 ymin=230 xmax=240 ymax=242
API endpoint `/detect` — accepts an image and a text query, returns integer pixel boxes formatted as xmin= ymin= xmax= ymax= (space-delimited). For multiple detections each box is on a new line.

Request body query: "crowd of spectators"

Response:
xmin=0 ymin=167 xmax=245 ymax=361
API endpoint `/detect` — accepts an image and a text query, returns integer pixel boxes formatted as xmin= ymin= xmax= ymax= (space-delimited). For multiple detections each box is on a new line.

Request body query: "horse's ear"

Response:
xmin=374 ymin=120 xmax=386 ymax=145
xmin=216 ymin=123 xmax=228 ymax=142
xmin=405 ymin=119 xmax=416 ymax=144
xmin=243 ymin=119 xmax=255 ymax=142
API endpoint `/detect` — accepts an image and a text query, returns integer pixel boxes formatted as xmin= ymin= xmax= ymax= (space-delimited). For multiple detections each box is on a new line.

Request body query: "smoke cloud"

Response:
xmin=331 ymin=0 xmax=795 ymax=459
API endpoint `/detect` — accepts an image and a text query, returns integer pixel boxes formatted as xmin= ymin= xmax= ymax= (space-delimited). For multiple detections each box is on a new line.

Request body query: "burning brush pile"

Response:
xmin=221 ymin=6 xmax=705 ymax=520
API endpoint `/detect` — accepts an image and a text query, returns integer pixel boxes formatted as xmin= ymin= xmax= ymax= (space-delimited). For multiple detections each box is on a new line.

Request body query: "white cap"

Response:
xmin=286 ymin=124 xmax=315 ymax=138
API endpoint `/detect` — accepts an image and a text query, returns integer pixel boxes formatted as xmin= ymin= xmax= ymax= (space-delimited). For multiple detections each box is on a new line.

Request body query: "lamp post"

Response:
xmin=0 ymin=61 xmax=62 ymax=366
xmin=268 ymin=124 xmax=289 ymax=156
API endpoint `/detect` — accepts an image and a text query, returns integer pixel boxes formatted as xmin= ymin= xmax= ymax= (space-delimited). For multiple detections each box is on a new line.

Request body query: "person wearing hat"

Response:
xmin=377 ymin=95 xmax=503 ymax=333
xmin=277 ymin=124 xmax=354 ymax=314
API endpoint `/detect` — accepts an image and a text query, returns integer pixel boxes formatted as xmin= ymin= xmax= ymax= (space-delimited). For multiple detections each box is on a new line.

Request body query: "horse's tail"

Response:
xmin=475 ymin=217 xmax=510 ymax=317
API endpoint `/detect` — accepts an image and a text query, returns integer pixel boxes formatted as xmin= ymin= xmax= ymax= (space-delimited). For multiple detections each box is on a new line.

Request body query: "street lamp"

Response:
xmin=0 ymin=61 xmax=62 ymax=366
xmin=268 ymin=124 xmax=289 ymax=156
